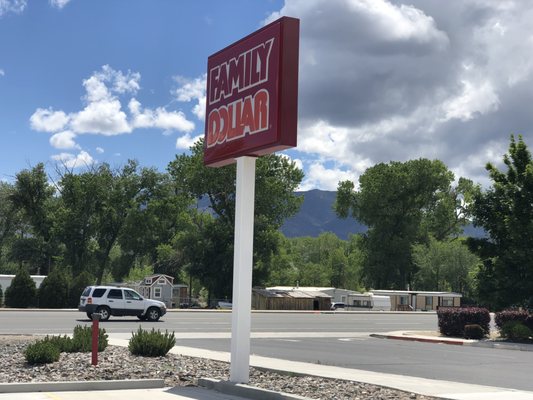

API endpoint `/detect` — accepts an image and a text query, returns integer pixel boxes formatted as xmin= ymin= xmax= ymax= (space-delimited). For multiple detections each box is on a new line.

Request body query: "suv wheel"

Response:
xmin=137 ymin=314 xmax=147 ymax=321
xmin=96 ymin=306 xmax=111 ymax=321
xmin=146 ymin=307 xmax=161 ymax=322
xmin=86 ymin=312 xmax=93 ymax=319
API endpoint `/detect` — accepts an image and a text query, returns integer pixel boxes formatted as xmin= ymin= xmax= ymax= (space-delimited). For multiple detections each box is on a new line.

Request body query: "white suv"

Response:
xmin=79 ymin=286 xmax=167 ymax=322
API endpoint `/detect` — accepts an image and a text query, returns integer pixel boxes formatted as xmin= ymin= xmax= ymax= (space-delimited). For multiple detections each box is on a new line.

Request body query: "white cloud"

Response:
xmin=176 ymin=133 xmax=202 ymax=150
xmin=70 ymin=98 xmax=131 ymax=135
xmin=0 ymin=0 xmax=26 ymax=16
xmin=49 ymin=131 xmax=80 ymax=150
xmin=443 ymin=79 xmax=500 ymax=122
xmin=298 ymin=162 xmax=356 ymax=191
xmin=174 ymin=74 xmax=206 ymax=120
xmin=95 ymin=147 xmax=104 ymax=154
xmin=31 ymin=65 xmax=197 ymax=154
xmin=51 ymin=150 xmax=94 ymax=169
xmin=49 ymin=0 xmax=70 ymax=9
xmin=129 ymin=98 xmax=195 ymax=133
xmin=0 ymin=69 xmax=4 ymax=76
xmin=30 ymin=108 xmax=69 ymax=132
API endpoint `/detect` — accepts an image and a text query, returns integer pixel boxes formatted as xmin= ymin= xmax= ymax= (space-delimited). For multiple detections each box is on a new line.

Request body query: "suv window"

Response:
xmin=82 ymin=287 xmax=92 ymax=296
xmin=107 ymin=289 xmax=123 ymax=299
xmin=92 ymin=288 xmax=107 ymax=298
xmin=124 ymin=289 xmax=142 ymax=300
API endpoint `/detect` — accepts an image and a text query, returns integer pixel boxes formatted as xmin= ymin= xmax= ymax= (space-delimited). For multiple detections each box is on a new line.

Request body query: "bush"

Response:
xmin=5 ymin=269 xmax=37 ymax=308
xmin=38 ymin=269 xmax=70 ymax=308
xmin=495 ymin=309 xmax=533 ymax=331
xmin=70 ymin=325 xmax=108 ymax=352
xmin=464 ymin=324 xmax=485 ymax=339
xmin=129 ymin=327 xmax=176 ymax=357
xmin=500 ymin=321 xmax=532 ymax=341
xmin=41 ymin=334 xmax=75 ymax=353
xmin=437 ymin=307 xmax=490 ymax=337
xmin=0 ymin=284 xmax=3 ymax=307
xmin=25 ymin=340 xmax=60 ymax=364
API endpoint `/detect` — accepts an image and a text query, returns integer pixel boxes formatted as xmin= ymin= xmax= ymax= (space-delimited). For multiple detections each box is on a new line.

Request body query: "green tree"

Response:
xmin=10 ymin=164 xmax=59 ymax=275
xmin=471 ymin=135 xmax=533 ymax=309
xmin=67 ymin=270 xmax=95 ymax=308
xmin=167 ymin=139 xmax=303 ymax=299
xmin=336 ymin=159 xmax=472 ymax=289
xmin=0 ymin=182 xmax=20 ymax=264
xmin=412 ymin=238 xmax=479 ymax=296
xmin=38 ymin=268 xmax=69 ymax=308
xmin=5 ymin=269 xmax=37 ymax=308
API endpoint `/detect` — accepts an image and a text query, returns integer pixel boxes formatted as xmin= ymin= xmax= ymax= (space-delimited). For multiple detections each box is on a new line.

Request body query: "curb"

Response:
xmin=371 ymin=333 xmax=533 ymax=351
xmin=0 ymin=379 xmax=165 ymax=393
xmin=370 ymin=333 xmax=466 ymax=346
xmin=198 ymin=378 xmax=311 ymax=400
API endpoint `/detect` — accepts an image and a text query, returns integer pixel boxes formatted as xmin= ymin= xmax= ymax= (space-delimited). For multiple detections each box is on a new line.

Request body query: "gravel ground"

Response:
xmin=0 ymin=335 xmax=441 ymax=400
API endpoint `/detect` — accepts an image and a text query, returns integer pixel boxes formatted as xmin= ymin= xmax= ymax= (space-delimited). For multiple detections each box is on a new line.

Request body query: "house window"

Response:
xmin=441 ymin=297 xmax=454 ymax=307
xmin=399 ymin=295 xmax=408 ymax=305
xmin=425 ymin=297 xmax=433 ymax=307
xmin=154 ymin=287 xmax=162 ymax=298
xmin=145 ymin=278 xmax=152 ymax=285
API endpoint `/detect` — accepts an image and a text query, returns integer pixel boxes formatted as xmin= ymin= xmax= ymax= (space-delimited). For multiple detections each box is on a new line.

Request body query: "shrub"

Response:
xmin=41 ymin=335 xmax=75 ymax=353
xmin=464 ymin=324 xmax=485 ymax=339
xmin=500 ymin=321 xmax=532 ymax=341
xmin=129 ymin=327 xmax=176 ymax=357
xmin=70 ymin=325 xmax=108 ymax=352
xmin=495 ymin=309 xmax=533 ymax=331
xmin=0 ymin=284 xmax=3 ymax=307
xmin=25 ymin=340 xmax=60 ymax=364
xmin=437 ymin=307 xmax=490 ymax=337
xmin=495 ymin=309 xmax=528 ymax=328
xmin=38 ymin=269 xmax=70 ymax=308
xmin=5 ymin=269 xmax=37 ymax=308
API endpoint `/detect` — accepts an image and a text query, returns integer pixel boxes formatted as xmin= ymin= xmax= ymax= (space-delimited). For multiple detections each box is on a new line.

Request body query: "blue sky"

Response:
xmin=2 ymin=0 xmax=533 ymax=190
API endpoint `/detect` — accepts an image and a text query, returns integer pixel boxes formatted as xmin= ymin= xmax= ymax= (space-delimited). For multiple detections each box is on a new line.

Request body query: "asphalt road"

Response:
xmin=0 ymin=309 xmax=437 ymax=334
xmin=1 ymin=310 xmax=531 ymax=391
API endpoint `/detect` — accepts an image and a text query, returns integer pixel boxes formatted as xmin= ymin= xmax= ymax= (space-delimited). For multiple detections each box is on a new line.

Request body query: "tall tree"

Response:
xmin=10 ymin=164 xmax=58 ymax=275
xmin=0 ymin=182 xmax=19 ymax=264
xmin=167 ymin=139 xmax=303 ymax=299
xmin=336 ymin=159 xmax=472 ymax=289
xmin=471 ymin=135 xmax=533 ymax=309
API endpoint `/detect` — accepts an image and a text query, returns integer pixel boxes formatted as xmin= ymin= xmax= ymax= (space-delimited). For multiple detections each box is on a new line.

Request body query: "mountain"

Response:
xmin=279 ymin=189 xmax=486 ymax=240
xmin=200 ymin=189 xmax=485 ymax=240
xmin=280 ymin=190 xmax=365 ymax=240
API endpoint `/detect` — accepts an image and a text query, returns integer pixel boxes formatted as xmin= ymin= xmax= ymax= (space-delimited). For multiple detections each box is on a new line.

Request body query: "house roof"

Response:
xmin=254 ymin=288 xmax=331 ymax=299
xmin=370 ymin=290 xmax=462 ymax=298
xmin=266 ymin=286 xmax=335 ymax=292
xmin=142 ymin=274 xmax=174 ymax=287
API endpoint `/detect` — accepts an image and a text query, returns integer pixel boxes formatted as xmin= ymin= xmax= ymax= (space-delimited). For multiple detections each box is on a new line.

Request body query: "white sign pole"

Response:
xmin=230 ymin=156 xmax=256 ymax=383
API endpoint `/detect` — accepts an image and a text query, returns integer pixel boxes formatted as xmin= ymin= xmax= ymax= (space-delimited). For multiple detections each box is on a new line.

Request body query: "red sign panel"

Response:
xmin=204 ymin=17 xmax=299 ymax=167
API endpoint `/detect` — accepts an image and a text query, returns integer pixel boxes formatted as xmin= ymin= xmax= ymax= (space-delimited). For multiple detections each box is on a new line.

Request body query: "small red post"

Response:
xmin=91 ymin=313 xmax=100 ymax=366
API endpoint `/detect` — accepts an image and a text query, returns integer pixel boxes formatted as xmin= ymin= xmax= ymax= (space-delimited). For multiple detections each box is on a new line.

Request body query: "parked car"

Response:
xmin=330 ymin=302 xmax=346 ymax=310
xmin=78 ymin=286 xmax=166 ymax=322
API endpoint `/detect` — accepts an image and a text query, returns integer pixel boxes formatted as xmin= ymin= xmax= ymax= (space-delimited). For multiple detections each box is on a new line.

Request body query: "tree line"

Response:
xmin=0 ymin=135 xmax=531 ymax=310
